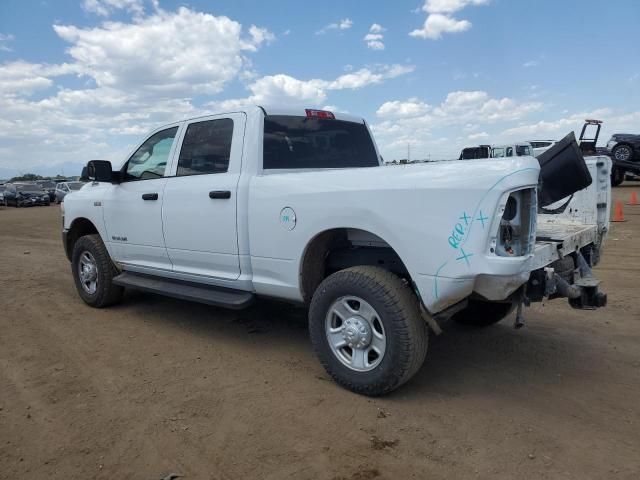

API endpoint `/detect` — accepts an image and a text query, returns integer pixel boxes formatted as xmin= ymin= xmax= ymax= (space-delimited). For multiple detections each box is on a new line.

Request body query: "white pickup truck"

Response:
xmin=62 ymin=107 xmax=610 ymax=395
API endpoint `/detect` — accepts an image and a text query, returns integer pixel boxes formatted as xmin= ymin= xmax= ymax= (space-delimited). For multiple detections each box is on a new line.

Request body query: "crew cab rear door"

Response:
xmin=161 ymin=113 xmax=246 ymax=280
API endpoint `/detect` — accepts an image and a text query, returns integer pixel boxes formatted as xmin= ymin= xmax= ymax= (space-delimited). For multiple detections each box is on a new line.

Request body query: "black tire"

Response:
xmin=453 ymin=299 xmax=515 ymax=327
xmin=309 ymin=266 xmax=428 ymax=396
xmin=612 ymin=144 xmax=633 ymax=162
xmin=71 ymin=234 xmax=123 ymax=308
xmin=611 ymin=167 xmax=625 ymax=187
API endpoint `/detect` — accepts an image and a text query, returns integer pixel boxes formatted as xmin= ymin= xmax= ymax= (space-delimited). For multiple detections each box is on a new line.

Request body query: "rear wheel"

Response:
xmin=309 ymin=266 xmax=428 ymax=396
xmin=453 ymin=299 xmax=515 ymax=327
xmin=71 ymin=234 xmax=123 ymax=308
xmin=611 ymin=167 xmax=625 ymax=187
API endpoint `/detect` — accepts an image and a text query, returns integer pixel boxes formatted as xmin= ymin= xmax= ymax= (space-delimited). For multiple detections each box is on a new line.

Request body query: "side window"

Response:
xmin=506 ymin=147 xmax=514 ymax=157
xmin=124 ymin=127 xmax=178 ymax=181
xmin=176 ymin=119 xmax=234 ymax=176
xmin=491 ymin=147 xmax=505 ymax=158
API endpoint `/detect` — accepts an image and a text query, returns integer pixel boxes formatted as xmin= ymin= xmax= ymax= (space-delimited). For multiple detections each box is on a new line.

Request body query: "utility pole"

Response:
xmin=407 ymin=143 xmax=411 ymax=162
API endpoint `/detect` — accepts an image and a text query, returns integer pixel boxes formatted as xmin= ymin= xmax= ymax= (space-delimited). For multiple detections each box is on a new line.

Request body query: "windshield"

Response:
xmin=263 ymin=115 xmax=379 ymax=169
xmin=16 ymin=184 xmax=44 ymax=193
xmin=68 ymin=182 xmax=85 ymax=191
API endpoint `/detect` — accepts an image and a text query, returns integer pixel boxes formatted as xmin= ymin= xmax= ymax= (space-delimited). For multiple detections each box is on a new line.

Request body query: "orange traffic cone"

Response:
xmin=628 ymin=191 xmax=639 ymax=206
xmin=612 ymin=201 xmax=626 ymax=222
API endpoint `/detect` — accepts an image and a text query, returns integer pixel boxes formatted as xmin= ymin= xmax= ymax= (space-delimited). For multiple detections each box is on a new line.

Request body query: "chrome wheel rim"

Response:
xmin=78 ymin=251 xmax=98 ymax=295
xmin=615 ymin=146 xmax=631 ymax=161
xmin=325 ymin=296 xmax=386 ymax=372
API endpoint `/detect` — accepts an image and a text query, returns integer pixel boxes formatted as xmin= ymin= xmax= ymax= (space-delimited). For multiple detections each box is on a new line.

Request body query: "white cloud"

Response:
xmin=81 ymin=0 xmax=148 ymax=17
xmin=468 ymin=131 xmax=489 ymax=140
xmin=410 ymin=13 xmax=470 ymax=39
xmin=212 ymin=64 xmax=415 ymax=109
xmin=371 ymin=90 xmax=542 ymax=160
xmin=0 ymin=33 xmax=14 ymax=52
xmin=423 ymin=0 xmax=489 ymax=14
xmin=410 ymin=0 xmax=489 ymax=39
xmin=0 ymin=6 xmax=274 ymax=172
xmin=316 ymin=18 xmax=353 ymax=35
xmin=53 ymin=7 xmax=273 ymax=97
xmin=0 ymin=61 xmax=79 ymax=96
xmin=364 ymin=24 xmax=386 ymax=50
xmin=523 ymin=60 xmax=540 ymax=68
xmin=377 ymin=98 xmax=430 ymax=118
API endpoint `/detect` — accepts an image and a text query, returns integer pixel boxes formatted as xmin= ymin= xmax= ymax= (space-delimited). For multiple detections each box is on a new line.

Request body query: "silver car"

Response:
xmin=55 ymin=181 xmax=86 ymax=204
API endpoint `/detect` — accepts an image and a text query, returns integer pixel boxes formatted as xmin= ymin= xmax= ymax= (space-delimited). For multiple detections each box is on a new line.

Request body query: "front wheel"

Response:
xmin=71 ymin=234 xmax=123 ymax=308
xmin=309 ymin=266 xmax=428 ymax=396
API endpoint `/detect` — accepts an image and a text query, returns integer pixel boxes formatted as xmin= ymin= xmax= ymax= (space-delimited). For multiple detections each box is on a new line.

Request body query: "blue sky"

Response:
xmin=0 ymin=0 xmax=638 ymax=177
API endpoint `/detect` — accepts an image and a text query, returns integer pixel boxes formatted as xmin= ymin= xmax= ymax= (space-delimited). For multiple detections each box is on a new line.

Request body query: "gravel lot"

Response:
xmin=1 ymin=185 xmax=639 ymax=480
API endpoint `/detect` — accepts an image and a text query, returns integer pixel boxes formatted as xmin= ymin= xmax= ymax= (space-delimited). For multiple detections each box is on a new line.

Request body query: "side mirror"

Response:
xmin=86 ymin=160 xmax=117 ymax=183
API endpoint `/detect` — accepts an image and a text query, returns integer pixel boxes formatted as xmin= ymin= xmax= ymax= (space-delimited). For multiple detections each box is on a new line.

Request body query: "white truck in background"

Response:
xmin=61 ymin=107 xmax=610 ymax=395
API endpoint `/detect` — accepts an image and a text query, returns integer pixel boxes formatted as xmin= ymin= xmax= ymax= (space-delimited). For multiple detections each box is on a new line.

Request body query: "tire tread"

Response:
xmin=309 ymin=266 xmax=428 ymax=396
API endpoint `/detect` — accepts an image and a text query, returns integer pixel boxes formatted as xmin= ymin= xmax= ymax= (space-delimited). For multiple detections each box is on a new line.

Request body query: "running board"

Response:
xmin=112 ymin=272 xmax=255 ymax=310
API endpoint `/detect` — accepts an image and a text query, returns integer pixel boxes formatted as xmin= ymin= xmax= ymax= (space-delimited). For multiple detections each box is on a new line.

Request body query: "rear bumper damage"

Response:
xmin=525 ymin=250 xmax=607 ymax=310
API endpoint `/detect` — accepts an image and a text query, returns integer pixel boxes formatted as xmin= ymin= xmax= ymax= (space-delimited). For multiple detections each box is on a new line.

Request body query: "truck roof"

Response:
xmin=175 ymin=105 xmax=366 ymax=128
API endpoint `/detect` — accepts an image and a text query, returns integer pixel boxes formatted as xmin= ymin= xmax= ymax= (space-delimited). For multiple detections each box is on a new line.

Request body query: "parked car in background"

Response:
xmin=3 ymin=183 xmax=51 ymax=207
xmin=459 ymin=145 xmax=491 ymax=159
xmin=490 ymin=143 xmax=533 ymax=158
xmin=37 ymin=180 xmax=58 ymax=202
xmin=459 ymin=142 xmax=534 ymax=160
xmin=55 ymin=181 xmax=86 ymax=203
xmin=528 ymin=140 xmax=557 ymax=157
xmin=0 ymin=185 xmax=5 ymax=205
xmin=607 ymin=134 xmax=640 ymax=162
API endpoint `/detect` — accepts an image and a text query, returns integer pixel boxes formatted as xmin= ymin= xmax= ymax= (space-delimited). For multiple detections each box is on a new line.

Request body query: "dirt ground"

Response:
xmin=1 ymin=185 xmax=639 ymax=480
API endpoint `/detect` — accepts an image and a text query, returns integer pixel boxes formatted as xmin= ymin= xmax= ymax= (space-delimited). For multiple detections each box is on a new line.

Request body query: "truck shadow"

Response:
xmin=114 ymin=291 xmax=593 ymax=398
xmin=405 ymin=316 xmax=598 ymax=399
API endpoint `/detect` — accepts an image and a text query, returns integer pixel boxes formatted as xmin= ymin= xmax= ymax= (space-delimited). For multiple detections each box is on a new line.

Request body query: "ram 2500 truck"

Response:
xmin=62 ymin=107 xmax=610 ymax=395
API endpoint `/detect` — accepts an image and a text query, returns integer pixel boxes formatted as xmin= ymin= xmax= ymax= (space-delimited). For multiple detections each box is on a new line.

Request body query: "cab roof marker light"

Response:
xmin=305 ymin=109 xmax=335 ymax=119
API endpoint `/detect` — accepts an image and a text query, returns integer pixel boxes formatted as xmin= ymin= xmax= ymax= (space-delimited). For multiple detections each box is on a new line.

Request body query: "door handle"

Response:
xmin=209 ymin=190 xmax=231 ymax=199
xmin=142 ymin=193 xmax=158 ymax=200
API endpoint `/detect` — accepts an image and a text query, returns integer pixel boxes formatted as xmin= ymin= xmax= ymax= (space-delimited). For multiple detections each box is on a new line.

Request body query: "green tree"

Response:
xmin=9 ymin=173 xmax=44 ymax=182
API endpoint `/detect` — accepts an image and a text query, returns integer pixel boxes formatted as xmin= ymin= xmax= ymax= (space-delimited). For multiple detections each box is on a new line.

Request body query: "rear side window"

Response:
xmin=263 ymin=116 xmax=379 ymax=169
xmin=177 ymin=119 xmax=234 ymax=176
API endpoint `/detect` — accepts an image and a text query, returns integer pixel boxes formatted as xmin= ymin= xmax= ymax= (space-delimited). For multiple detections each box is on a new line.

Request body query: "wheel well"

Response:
xmin=65 ymin=218 xmax=99 ymax=261
xmin=299 ymin=228 xmax=410 ymax=304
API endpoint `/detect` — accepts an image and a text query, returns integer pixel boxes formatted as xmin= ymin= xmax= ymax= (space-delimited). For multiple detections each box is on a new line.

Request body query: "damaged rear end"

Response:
xmin=437 ymin=133 xmax=610 ymax=329
xmin=526 ymin=134 xmax=611 ymax=312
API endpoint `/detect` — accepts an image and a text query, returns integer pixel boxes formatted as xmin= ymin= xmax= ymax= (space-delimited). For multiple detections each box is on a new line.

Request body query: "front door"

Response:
xmin=162 ymin=113 xmax=246 ymax=280
xmin=102 ymin=124 xmax=181 ymax=271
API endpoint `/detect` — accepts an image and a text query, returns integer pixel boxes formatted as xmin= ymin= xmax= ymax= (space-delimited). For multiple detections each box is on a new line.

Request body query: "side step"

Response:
xmin=112 ymin=272 xmax=255 ymax=310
